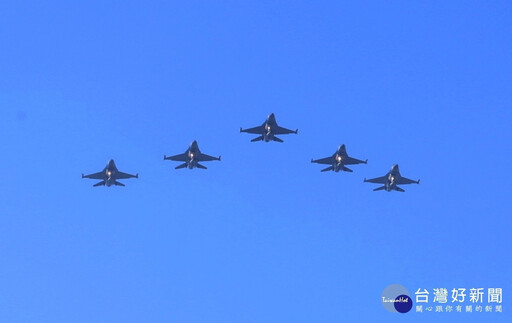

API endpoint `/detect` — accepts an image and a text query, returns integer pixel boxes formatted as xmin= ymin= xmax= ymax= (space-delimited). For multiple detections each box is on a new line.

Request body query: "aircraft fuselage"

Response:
xmin=105 ymin=164 xmax=117 ymax=186
xmin=263 ymin=127 xmax=274 ymax=142
xmin=187 ymin=142 xmax=200 ymax=168
xmin=332 ymin=153 xmax=344 ymax=172
xmin=263 ymin=117 xmax=277 ymax=141
xmin=385 ymin=167 xmax=400 ymax=191
xmin=106 ymin=177 xmax=114 ymax=187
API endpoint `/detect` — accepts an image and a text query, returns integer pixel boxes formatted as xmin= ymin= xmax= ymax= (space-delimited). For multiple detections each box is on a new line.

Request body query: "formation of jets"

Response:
xmin=82 ymin=113 xmax=420 ymax=192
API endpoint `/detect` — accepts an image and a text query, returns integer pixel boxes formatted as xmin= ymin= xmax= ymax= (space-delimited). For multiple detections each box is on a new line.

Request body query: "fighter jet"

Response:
xmin=240 ymin=113 xmax=298 ymax=142
xmin=364 ymin=164 xmax=420 ymax=192
xmin=82 ymin=159 xmax=138 ymax=187
xmin=164 ymin=140 xmax=221 ymax=169
xmin=311 ymin=144 xmax=367 ymax=172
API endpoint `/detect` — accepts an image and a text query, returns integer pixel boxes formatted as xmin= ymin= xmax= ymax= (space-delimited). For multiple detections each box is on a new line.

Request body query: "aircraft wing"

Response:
xmin=164 ymin=153 xmax=188 ymax=161
xmin=240 ymin=125 xmax=263 ymax=134
xmin=396 ymin=176 xmax=419 ymax=185
xmin=116 ymin=171 xmax=138 ymax=179
xmin=343 ymin=156 xmax=367 ymax=165
xmin=364 ymin=176 xmax=387 ymax=184
xmin=82 ymin=171 xmax=104 ymax=179
xmin=274 ymin=126 xmax=297 ymax=135
xmin=311 ymin=156 xmax=335 ymax=165
xmin=197 ymin=153 xmax=220 ymax=162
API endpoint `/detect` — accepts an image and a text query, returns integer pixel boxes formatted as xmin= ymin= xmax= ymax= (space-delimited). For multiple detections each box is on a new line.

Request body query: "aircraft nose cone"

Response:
xmin=190 ymin=140 xmax=199 ymax=150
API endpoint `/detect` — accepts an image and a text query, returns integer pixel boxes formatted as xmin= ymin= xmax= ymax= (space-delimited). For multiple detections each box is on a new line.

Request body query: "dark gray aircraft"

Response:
xmin=364 ymin=164 xmax=420 ymax=192
xmin=311 ymin=144 xmax=367 ymax=172
xmin=82 ymin=159 xmax=138 ymax=187
xmin=240 ymin=113 xmax=298 ymax=142
xmin=164 ymin=140 xmax=221 ymax=169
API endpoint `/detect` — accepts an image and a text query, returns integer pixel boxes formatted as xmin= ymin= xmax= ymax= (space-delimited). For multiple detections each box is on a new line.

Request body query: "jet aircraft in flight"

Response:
xmin=82 ymin=159 xmax=138 ymax=187
xmin=311 ymin=144 xmax=367 ymax=172
xmin=364 ymin=164 xmax=420 ymax=192
xmin=164 ymin=140 xmax=221 ymax=169
xmin=240 ymin=113 xmax=298 ymax=142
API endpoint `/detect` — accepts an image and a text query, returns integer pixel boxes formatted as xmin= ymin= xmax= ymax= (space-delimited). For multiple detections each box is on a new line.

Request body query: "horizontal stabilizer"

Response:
xmin=93 ymin=180 xmax=105 ymax=187
xmin=373 ymin=185 xmax=386 ymax=191
xmin=342 ymin=166 xmax=353 ymax=172
xmin=251 ymin=136 xmax=263 ymax=142
xmin=196 ymin=163 xmax=207 ymax=170
xmin=321 ymin=166 xmax=334 ymax=172
xmin=272 ymin=136 xmax=284 ymax=143
xmin=114 ymin=181 xmax=125 ymax=187
xmin=175 ymin=163 xmax=187 ymax=169
xmin=394 ymin=186 xmax=405 ymax=192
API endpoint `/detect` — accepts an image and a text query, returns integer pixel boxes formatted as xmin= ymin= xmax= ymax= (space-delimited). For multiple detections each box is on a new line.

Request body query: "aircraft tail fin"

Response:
xmin=394 ymin=186 xmax=405 ymax=192
xmin=196 ymin=163 xmax=207 ymax=169
xmin=321 ymin=166 xmax=334 ymax=172
xmin=93 ymin=180 xmax=106 ymax=187
xmin=251 ymin=136 xmax=263 ymax=142
xmin=175 ymin=163 xmax=187 ymax=169
xmin=373 ymin=185 xmax=386 ymax=191
xmin=342 ymin=166 xmax=353 ymax=172
xmin=272 ymin=136 xmax=283 ymax=143
xmin=114 ymin=181 xmax=125 ymax=187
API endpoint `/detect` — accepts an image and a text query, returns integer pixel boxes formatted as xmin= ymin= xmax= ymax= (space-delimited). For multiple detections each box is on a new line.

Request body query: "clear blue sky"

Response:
xmin=1 ymin=1 xmax=511 ymax=322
